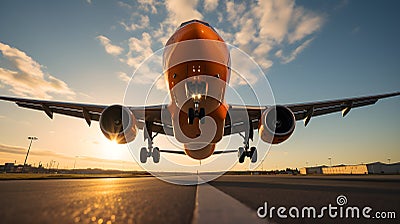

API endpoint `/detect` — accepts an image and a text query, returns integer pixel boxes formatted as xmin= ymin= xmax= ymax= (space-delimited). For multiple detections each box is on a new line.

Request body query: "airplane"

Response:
xmin=0 ymin=19 xmax=399 ymax=164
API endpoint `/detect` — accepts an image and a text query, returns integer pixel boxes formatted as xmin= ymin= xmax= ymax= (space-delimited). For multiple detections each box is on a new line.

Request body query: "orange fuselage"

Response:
xmin=164 ymin=21 xmax=230 ymax=160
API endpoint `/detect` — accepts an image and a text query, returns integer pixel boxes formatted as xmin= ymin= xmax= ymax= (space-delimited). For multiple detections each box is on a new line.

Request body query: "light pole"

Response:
xmin=24 ymin=136 xmax=38 ymax=171
xmin=73 ymin=156 xmax=79 ymax=170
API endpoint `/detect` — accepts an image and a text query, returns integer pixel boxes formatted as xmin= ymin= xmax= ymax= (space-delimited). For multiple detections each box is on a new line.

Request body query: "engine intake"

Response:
xmin=99 ymin=105 xmax=138 ymax=144
xmin=259 ymin=105 xmax=295 ymax=144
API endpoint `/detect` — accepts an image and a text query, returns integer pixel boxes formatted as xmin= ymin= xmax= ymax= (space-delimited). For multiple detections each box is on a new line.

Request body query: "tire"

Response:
xmin=238 ymin=147 xmax=244 ymax=158
xmin=199 ymin=108 xmax=206 ymax=124
xmin=250 ymin=147 xmax=256 ymax=157
xmin=140 ymin=147 xmax=148 ymax=163
xmin=188 ymin=108 xmax=194 ymax=124
xmin=238 ymin=147 xmax=245 ymax=163
xmin=251 ymin=147 xmax=257 ymax=163
xmin=152 ymin=147 xmax=160 ymax=163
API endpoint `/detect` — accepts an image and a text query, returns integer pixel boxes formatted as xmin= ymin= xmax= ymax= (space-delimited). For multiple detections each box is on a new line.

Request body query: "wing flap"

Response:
xmin=15 ymin=101 xmax=102 ymax=123
xmin=0 ymin=96 xmax=173 ymax=136
xmin=292 ymin=99 xmax=378 ymax=120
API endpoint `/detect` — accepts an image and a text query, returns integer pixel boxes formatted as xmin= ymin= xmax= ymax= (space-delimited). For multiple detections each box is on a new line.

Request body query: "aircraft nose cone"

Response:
xmin=167 ymin=21 xmax=223 ymax=45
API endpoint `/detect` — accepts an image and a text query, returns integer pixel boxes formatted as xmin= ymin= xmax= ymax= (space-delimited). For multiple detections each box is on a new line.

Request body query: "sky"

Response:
xmin=0 ymin=0 xmax=399 ymax=171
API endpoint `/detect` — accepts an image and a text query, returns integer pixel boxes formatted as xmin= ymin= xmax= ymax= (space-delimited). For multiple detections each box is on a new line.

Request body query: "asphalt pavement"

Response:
xmin=0 ymin=175 xmax=399 ymax=224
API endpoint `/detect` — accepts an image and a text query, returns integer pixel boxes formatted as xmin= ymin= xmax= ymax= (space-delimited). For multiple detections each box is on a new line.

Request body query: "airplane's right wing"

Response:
xmin=285 ymin=91 xmax=400 ymax=126
xmin=224 ymin=91 xmax=400 ymax=136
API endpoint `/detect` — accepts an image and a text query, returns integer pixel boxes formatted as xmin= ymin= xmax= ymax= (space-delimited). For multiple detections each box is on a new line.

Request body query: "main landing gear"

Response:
xmin=140 ymin=122 xmax=160 ymax=164
xmin=238 ymin=146 xmax=257 ymax=163
xmin=140 ymin=146 xmax=160 ymax=164
xmin=237 ymin=125 xmax=257 ymax=163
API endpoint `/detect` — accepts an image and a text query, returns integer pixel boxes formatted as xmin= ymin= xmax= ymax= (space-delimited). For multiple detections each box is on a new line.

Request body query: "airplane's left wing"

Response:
xmin=0 ymin=96 xmax=172 ymax=136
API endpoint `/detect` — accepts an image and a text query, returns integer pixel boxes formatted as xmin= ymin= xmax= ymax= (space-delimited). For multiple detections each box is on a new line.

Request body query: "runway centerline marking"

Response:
xmin=192 ymin=180 xmax=273 ymax=224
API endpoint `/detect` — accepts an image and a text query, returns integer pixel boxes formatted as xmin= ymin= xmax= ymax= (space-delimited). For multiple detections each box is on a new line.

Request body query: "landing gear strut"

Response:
xmin=140 ymin=122 xmax=160 ymax=163
xmin=188 ymin=102 xmax=205 ymax=124
xmin=237 ymin=123 xmax=257 ymax=163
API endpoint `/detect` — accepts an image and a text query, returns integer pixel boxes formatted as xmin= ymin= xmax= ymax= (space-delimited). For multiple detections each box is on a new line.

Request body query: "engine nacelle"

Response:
xmin=259 ymin=105 xmax=296 ymax=144
xmin=99 ymin=105 xmax=138 ymax=144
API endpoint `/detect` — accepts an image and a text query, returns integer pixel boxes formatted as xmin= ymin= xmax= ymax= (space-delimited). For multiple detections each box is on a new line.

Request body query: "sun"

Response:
xmin=98 ymin=138 xmax=126 ymax=161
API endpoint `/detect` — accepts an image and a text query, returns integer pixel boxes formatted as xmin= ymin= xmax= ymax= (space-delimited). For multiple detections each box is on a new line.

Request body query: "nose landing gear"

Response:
xmin=188 ymin=105 xmax=205 ymax=124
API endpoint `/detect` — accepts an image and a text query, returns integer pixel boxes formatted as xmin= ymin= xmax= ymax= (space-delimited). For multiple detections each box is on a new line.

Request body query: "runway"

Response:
xmin=0 ymin=175 xmax=399 ymax=224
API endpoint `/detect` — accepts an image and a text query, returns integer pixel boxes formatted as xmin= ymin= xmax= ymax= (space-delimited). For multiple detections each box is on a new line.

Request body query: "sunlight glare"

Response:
xmin=98 ymin=138 xmax=126 ymax=161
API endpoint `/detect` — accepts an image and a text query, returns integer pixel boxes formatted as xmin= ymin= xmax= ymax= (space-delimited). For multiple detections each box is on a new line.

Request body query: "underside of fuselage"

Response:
xmin=164 ymin=20 xmax=230 ymax=160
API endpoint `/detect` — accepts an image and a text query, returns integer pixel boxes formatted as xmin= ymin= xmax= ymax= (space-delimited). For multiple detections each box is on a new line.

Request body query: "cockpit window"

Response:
xmin=180 ymin=20 xmax=211 ymax=28
xmin=185 ymin=81 xmax=208 ymax=100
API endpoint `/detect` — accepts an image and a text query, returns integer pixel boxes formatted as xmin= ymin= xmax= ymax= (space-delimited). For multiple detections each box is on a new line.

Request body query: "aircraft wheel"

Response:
xmin=152 ymin=147 xmax=160 ymax=163
xmin=188 ymin=108 xmax=194 ymax=124
xmin=250 ymin=147 xmax=257 ymax=163
xmin=238 ymin=147 xmax=244 ymax=158
xmin=140 ymin=147 xmax=148 ymax=163
xmin=199 ymin=108 xmax=206 ymax=124
xmin=238 ymin=147 xmax=245 ymax=163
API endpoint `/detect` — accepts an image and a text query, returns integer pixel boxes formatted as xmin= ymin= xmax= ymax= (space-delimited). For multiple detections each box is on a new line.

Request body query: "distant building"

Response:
xmin=300 ymin=162 xmax=400 ymax=175
xmin=1 ymin=163 xmax=34 ymax=173
xmin=367 ymin=162 xmax=400 ymax=174
xmin=4 ymin=163 xmax=15 ymax=172
xmin=323 ymin=164 xmax=368 ymax=175
xmin=299 ymin=166 xmax=326 ymax=175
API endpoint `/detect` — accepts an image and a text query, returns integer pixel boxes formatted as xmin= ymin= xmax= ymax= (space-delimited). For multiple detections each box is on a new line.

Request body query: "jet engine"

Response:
xmin=99 ymin=105 xmax=138 ymax=144
xmin=258 ymin=106 xmax=296 ymax=144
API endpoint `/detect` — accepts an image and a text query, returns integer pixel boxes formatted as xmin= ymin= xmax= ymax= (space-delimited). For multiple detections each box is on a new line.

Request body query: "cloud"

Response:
xmin=0 ymin=144 xmax=25 ymax=155
xmin=123 ymin=32 xmax=153 ymax=69
xmin=138 ymin=0 xmax=158 ymax=14
xmin=204 ymin=0 xmax=218 ymax=12
xmin=116 ymin=71 xmax=130 ymax=83
xmin=96 ymin=35 xmax=124 ymax=56
xmin=275 ymin=38 xmax=314 ymax=63
xmin=0 ymin=42 xmax=75 ymax=99
xmin=98 ymin=0 xmax=324 ymax=88
xmin=229 ymin=0 xmax=323 ymax=67
xmin=117 ymin=1 xmax=132 ymax=9
xmin=165 ymin=0 xmax=203 ymax=27
xmin=120 ymin=32 xmax=166 ymax=90
xmin=288 ymin=7 xmax=323 ymax=43
xmin=226 ymin=1 xmax=246 ymax=25
xmin=130 ymin=59 xmax=165 ymax=89
xmin=234 ymin=18 xmax=256 ymax=46
xmin=120 ymin=15 xmax=150 ymax=31
xmin=253 ymin=42 xmax=273 ymax=57
xmin=255 ymin=0 xmax=295 ymax=44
